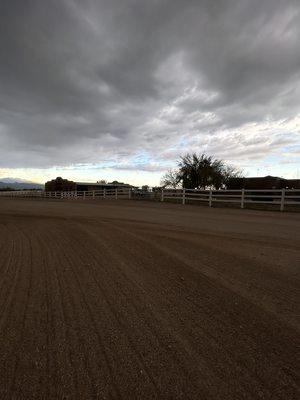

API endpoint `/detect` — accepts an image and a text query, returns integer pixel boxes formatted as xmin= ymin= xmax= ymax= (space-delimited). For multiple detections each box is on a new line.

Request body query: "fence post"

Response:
xmin=92 ymin=190 xmax=95 ymax=199
xmin=280 ymin=188 xmax=285 ymax=211
xmin=83 ymin=191 xmax=86 ymax=199
xmin=182 ymin=188 xmax=186 ymax=205
xmin=103 ymin=188 xmax=106 ymax=199
xmin=209 ymin=190 xmax=212 ymax=207
xmin=241 ymin=189 xmax=245 ymax=209
xmin=161 ymin=189 xmax=164 ymax=202
xmin=115 ymin=188 xmax=118 ymax=200
xmin=128 ymin=189 xmax=131 ymax=199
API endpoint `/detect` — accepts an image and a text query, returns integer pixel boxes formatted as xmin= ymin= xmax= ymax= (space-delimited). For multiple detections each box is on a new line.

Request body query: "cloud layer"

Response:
xmin=0 ymin=0 xmax=299 ymax=179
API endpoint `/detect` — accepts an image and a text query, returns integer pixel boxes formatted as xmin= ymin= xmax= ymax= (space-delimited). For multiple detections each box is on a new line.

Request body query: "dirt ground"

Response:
xmin=0 ymin=198 xmax=299 ymax=399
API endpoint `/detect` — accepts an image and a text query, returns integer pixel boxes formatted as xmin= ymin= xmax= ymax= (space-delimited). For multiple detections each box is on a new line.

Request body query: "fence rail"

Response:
xmin=1 ymin=188 xmax=300 ymax=211
xmin=160 ymin=188 xmax=300 ymax=211
xmin=0 ymin=188 xmax=131 ymax=200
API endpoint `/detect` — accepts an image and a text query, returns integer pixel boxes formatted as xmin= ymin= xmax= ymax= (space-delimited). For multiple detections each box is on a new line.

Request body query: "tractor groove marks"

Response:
xmin=0 ymin=201 xmax=299 ymax=400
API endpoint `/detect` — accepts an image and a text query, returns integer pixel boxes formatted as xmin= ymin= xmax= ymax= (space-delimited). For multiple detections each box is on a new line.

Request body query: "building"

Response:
xmin=45 ymin=177 xmax=133 ymax=192
xmin=285 ymin=179 xmax=300 ymax=189
xmin=45 ymin=177 xmax=76 ymax=192
xmin=227 ymin=175 xmax=300 ymax=190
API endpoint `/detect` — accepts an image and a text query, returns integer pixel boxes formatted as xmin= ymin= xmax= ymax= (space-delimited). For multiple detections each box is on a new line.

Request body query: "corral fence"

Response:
xmin=159 ymin=188 xmax=300 ymax=212
xmin=1 ymin=188 xmax=300 ymax=212
xmin=0 ymin=188 xmax=131 ymax=200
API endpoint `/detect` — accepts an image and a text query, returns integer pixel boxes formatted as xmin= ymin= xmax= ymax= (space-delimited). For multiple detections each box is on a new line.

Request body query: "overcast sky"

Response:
xmin=0 ymin=0 xmax=299 ymax=185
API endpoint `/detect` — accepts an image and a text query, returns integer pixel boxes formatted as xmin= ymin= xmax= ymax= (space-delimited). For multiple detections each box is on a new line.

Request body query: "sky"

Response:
xmin=0 ymin=0 xmax=300 ymax=186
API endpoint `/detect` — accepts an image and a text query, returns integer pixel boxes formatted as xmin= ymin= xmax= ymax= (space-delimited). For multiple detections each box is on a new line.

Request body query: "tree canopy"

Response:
xmin=161 ymin=153 xmax=242 ymax=189
xmin=160 ymin=169 xmax=180 ymax=188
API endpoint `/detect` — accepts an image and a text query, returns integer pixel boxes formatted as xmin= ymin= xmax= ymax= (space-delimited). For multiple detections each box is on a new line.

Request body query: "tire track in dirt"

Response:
xmin=61 ymin=227 xmax=177 ymax=399
xmin=110 ymin=220 xmax=300 ymax=329
xmin=0 ymin=222 xmax=33 ymax=399
xmin=65 ymin=221 xmax=216 ymax=398
xmin=0 ymin=201 xmax=299 ymax=399
xmin=8 ymin=231 xmax=34 ymax=398
xmin=74 ymin=218 xmax=299 ymax=399
xmin=41 ymin=238 xmax=51 ymax=400
xmin=61 ymin=250 xmax=125 ymax=399
xmin=51 ymin=229 xmax=122 ymax=399
xmin=0 ymin=223 xmax=20 ymax=317
xmin=38 ymin=229 xmax=79 ymax=399
xmin=40 ymin=222 xmax=123 ymax=399
xmin=66 ymin=222 xmax=262 ymax=396
xmin=108 ymin=220 xmax=299 ymax=393
xmin=38 ymin=225 xmax=90 ymax=399
xmin=0 ymin=221 xmax=11 ymax=274
xmin=51 ymin=222 xmax=161 ymax=399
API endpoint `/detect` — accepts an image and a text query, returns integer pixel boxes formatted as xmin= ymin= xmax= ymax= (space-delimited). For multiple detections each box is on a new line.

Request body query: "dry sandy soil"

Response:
xmin=0 ymin=198 xmax=299 ymax=399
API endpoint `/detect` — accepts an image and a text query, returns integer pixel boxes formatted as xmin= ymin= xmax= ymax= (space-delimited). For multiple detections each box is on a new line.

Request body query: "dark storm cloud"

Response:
xmin=0 ymin=0 xmax=299 ymax=169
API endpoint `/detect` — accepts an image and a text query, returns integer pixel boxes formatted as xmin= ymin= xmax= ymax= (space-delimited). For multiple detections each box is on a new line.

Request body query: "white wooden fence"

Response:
xmin=160 ymin=188 xmax=300 ymax=211
xmin=1 ymin=187 xmax=300 ymax=211
xmin=0 ymin=188 xmax=131 ymax=200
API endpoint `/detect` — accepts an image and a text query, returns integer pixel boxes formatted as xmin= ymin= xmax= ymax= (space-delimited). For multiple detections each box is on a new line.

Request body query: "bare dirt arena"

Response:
xmin=0 ymin=198 xmax=299 ymax=399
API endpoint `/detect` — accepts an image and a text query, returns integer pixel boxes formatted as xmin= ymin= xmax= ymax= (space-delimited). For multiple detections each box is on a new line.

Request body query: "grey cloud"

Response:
xmin=0 ymin=0 xmax=299 ymax=170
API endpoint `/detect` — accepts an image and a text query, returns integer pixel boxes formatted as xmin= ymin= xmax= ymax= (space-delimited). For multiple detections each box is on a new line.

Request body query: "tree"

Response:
xmin=177 ymin=153 xmax=242 ymax=189
xmin=222 ymin=165 xmax=243 ymax=187
xmin=97 ymin=179 xmax=107 ymax=184
xmin=160 ymin=169 xmax=180 ymax=188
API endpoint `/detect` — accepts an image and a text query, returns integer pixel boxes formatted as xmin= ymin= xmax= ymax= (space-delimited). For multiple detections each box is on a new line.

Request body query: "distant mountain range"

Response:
xmin=0 ymin=178 xmax=44 ymax=190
